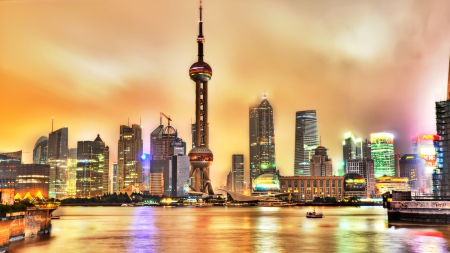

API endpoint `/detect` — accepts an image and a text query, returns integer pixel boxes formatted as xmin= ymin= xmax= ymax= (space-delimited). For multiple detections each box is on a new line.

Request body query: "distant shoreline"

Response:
xmin=60 ymin=202 xmax=382 ymax=207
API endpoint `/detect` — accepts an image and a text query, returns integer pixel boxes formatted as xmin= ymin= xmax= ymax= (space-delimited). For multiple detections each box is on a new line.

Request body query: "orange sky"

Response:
xmin=1 ymin=0 xmax=450 ymax=187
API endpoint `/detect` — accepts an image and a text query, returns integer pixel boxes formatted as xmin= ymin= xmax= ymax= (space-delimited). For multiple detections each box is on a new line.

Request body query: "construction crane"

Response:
xmin=160 ymin=112 xmax=172 ymax=127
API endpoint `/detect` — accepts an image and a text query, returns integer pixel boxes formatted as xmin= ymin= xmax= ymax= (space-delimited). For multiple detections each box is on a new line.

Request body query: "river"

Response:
xmin=8 ymin=206 xmax=450 ymax=253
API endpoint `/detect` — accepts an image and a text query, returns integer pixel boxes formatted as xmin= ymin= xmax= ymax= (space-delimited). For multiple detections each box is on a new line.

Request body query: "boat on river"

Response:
xmin=306 ymin=209 xmax=323 ymax=218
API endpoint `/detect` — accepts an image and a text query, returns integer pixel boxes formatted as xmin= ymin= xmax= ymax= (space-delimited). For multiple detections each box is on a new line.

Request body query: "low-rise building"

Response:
xmin=279 ymin=176 xmax=344 ymax=202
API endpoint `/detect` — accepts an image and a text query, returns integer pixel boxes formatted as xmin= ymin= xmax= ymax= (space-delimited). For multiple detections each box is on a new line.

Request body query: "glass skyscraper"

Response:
xmin=294 ymin=110 xmax=319 ymax=176
xmin=76 ymin=135 xmax=109 ymax=198
xmin=118 ymin=124 xmax=143 ymax=191
xmin=33 ymin=135 xmax=48 ymax=165
xmin=249 ymin=95 xmax=276 ymax=189
xmin=232 ymin=154 xmax=244 ymax=193
xmin=48 ymin=127 xmax=68 ymax=199
xmin=370 ymin=133 xmax=395 ymax=178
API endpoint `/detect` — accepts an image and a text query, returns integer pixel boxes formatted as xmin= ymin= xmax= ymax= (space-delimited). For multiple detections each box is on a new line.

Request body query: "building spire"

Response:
xmin=197 ymin=0 xmax=204 ymax=62
xmin=447 ymin=58 xmax=450 ymax=100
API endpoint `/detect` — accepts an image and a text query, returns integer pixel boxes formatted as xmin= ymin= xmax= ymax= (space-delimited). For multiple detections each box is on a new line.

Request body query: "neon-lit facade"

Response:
xmin=370 ymin=133 xmax=395 ymax=178
xmin=375 ymin=176 xmax=410 ymax=194
xmin=252 ymin=173 xmax=280 ymax=193
xmin=249 ymin=95 xmax=276 ymax=190
xmin=280 ymin=176 xmax=345 ymax=201
xmin=118 ymin=124 xmax=143 ymax=191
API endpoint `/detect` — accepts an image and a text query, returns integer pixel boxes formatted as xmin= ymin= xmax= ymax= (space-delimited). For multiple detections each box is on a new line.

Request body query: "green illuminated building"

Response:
xmin=370 ymin=133 xmax=395 ymax=178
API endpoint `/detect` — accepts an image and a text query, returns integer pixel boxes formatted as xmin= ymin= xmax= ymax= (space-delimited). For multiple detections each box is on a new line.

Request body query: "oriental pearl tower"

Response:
xmin=188 ymin=1 xmax=214 ymax=195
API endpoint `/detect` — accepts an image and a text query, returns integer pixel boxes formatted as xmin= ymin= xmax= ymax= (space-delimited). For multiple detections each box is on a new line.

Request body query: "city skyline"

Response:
xmin=1 ymin=1 xmax=450 ymax=187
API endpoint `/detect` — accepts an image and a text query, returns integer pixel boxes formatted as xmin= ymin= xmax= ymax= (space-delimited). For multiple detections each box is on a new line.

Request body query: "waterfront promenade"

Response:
xmin=8 ymin=206 xmax=450 ymax=253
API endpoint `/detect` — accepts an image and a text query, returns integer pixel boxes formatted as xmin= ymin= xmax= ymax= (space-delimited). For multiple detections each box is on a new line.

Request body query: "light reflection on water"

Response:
xmin=8 ymin=206 xmax=450 ymax=253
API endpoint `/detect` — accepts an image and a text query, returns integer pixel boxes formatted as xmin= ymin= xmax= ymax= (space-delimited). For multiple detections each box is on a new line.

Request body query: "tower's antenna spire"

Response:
xmin=447 ymin=58 xmax=450 ymax=100
xmin=197 ymin=0 xmax=204 ymax=62
xmin=51 ymin=117 xmax=54 ymax=132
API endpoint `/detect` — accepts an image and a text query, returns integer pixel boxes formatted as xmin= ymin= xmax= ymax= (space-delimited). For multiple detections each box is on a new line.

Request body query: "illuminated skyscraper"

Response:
xmin=435 ymin=59 xmax=450 ymax=196
xmin=399 ymin=154 xmax=426 ymax=194
xmin=118 ymin=124 xmax=143 ymax=191
xmin=346 ymin=158 xmax=375 ymax=196
xmin=48 ymin=127 xmax=68 ymax=199
xmin=249 ymin=95 xmax=276 ymax=189
xmin=150 ymin=119 xmax=177 ymax=196
xmin=66 ymin=148 xmax=77 ymax=198
xmin=232 ymin=154 xmax=244 ymax=193
xmin=76 ymin=134 xmax=109 ymax=198
xmin=187 ymin=2 xmax=214 ymax=195
xmin=370 ymin=133 xmax=395 ymax=178
xmin=412 ymin=134 xmax=438 ymax=194
xmin=33 ymin=135 xmax=48 ymax=164
xmin=112 ymin=162 xmax=118 ymax=192
xmin=0 ymin=151 xmax=22 ymax=179
xmin=294 ymin=110 xmax=319 ymax=176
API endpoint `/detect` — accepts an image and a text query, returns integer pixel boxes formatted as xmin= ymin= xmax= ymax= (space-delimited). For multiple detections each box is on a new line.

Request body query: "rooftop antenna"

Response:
xmin=52 ymin=117 xmax=54 ymax=132
xmin=128 ymin=117 xmax=129 ymax=127
xmin=160 ymin=112 xmax=162 ymax=126
xmin=140 ymin=117 xmax=142 ymax=126
xmin=320 ymin=136 xmax=322 ymax=146
xmin=447 ymin=58 xmax=450 ymax=100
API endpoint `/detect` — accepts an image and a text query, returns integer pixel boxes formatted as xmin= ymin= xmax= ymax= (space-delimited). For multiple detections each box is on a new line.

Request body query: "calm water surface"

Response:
xmin=8 ymin=206 xmax=450 ymax=253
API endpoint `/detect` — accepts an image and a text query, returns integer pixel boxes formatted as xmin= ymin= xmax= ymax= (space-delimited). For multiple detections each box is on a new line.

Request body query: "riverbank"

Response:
xmin=298 ymin=202 xmax=382 ymax=206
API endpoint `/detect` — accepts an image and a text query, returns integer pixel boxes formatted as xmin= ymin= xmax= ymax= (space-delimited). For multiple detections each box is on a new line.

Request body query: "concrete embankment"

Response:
xmin=387 ymin=201 xmax=450 ymax=224
xmin=0 ymin=209 xmax=54 ymax=251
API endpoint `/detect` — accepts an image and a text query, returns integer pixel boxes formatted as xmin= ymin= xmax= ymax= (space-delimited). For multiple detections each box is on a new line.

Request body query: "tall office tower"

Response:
xmin=112 ymin=162 xmax=118 ymax=192
xmin=435 ymin=59 xmax=450 ymax=196
xmin=294 ymin=110 xmax=319 ymax=176
xmin=394 ymin=153 xmax=401 ymax=177
xmin=412 ymin=134 xmax=438 ymax=194
xmin=400 ymin=154 xmax=426 ymax=194
xmin=309 ymin=146 xmax=333 ymax=177
xmin=150 ymin=119 xmax=178 ymax=196
xmin=249 ymin=94 xmax=276 ymax=190
xmin=163 ymin=141 xmax=190 ymax=198
xmin=141 ymin=153 xmax=150 ymax=191
xmin=33 ymin=136 xmax=48 ymax=164
xmin=117 ymin=124 xmax=143 ymax=191
xmin=370 ymin=133 xmax=395 ymax=178
xmin=187 ymin=3 xmax=215 ymax=195
xmin=226 ymin=171 xmax=233 ymax=190
xmin=342 ymin=132 xmax=365 ymax=162
xmin=232 ymin=154 xmax=244 ymax=193
xmin=48 ymin=127 xmax=68 ymax=199
xmin=0 ymin=151 xmax=22 ymax=179
xmin=76 ymin=135 xmax=109 ymax=198
xmin=346 ymin=158 xmax=375 ymax=196
xmin=66 ymin=148 xmax=78 ymax=198
xmin=363 ymin=138 xmax=372 ymax=160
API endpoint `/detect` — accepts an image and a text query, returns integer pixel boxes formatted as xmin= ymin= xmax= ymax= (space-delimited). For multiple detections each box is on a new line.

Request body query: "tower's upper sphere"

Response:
xmin=189 ymin=61 xmax=212 ymax=82
xmin=188 ymin=146 xmax=213 ymax=168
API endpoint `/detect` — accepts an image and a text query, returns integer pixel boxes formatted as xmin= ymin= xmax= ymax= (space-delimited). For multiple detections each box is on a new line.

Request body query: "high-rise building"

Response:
xmin=232 ymin=154 xmax=244 ymax=193
xmin=141 ymin=153 xmax=150 ymax=191
xmin=226 ymin=171 xmax=233 ymax=191
xmin=66 ymin=148 xmax=77 ymax=198
xmin=370 ymin=133 xmax=395 ymax=178
xmin=346 ymin=158 xmax=375 ymax=196
xmin=76 ymin=134 xmax=109 ymax=198
xmin=434 ymin=59 xmax=450 ymax=196
xmin=412 ymin=134 xmax=438 ymax=194
xmin=249 ymin=95 xmax=276 ymax=190
xmin=112 ymin=162 xmax=118 ymax=192
xmin=117 ymin=124 xmax=143 ymax=191
xmin=33 ymin=136 xmax=48 ymax=164
xmin=399 ymin=154 xmax=426 ymax=194
xmin=0 ymin=151 xmax=22 ymax=179
xmin=309 ymin=146 xmax=333 ymax=177
xmin=163 ymin=141 xmax=190 ymax=198
xmin=187 ymin=3 xmax=215 ymax=195
xmin=48 ymin=127 xmax=68 ymax=199
xmin=150 ymin=119 xmax=178 ymax=196
xmin=294 ymin=110 xmax=319 ymax=176
xmin=343 ymin=132 xmax=362 ymax=163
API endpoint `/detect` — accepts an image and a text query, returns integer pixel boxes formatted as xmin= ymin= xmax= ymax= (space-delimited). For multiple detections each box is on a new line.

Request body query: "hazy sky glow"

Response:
xmin=1 ymin=0 xmax=450 ymax=186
